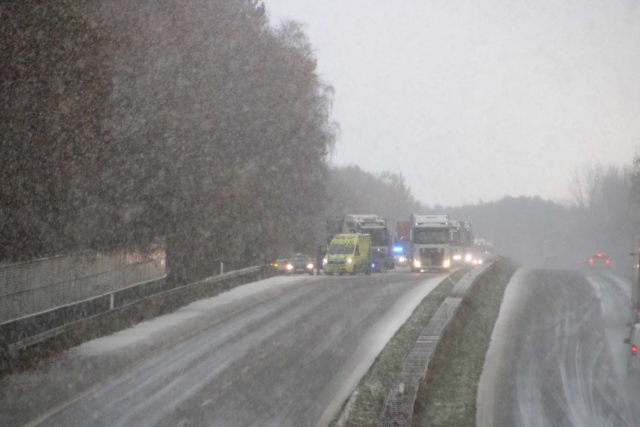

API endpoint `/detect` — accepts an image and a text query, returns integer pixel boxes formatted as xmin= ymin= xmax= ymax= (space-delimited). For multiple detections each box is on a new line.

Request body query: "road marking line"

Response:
xmin=201 ymin=399 xmax=212 ymax=407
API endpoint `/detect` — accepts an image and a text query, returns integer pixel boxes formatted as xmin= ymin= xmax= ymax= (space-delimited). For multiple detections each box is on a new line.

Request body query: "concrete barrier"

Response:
xmin=379 ymin=262 xmax=496 ymax=427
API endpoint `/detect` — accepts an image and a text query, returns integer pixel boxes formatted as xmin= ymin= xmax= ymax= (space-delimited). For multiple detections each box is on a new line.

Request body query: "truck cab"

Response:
xmin=324 ymin=234 xmax=372 ymax=276
xmin=410 ymin=214 xmax=452 ymax=273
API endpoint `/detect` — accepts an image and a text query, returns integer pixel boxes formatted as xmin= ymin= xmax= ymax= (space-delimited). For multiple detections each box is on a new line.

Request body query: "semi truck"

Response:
xmin=326 ymin=214 xmax=393 ymax=271
xmin=449 ymin=220 xmax=474 ymax=264
xmin=410 ymin=214 xmax=452 ymax=273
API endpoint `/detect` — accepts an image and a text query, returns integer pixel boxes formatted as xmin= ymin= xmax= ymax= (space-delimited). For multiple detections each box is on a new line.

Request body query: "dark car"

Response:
xmin=588 ymin=253 xmax=610 ymax=268
xmin=285 ymin=253 xmax=315 ymax=276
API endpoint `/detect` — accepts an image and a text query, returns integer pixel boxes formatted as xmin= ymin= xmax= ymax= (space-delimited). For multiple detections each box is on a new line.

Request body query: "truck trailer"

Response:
xmin=449 ymin=220 xmax=474 ymax=264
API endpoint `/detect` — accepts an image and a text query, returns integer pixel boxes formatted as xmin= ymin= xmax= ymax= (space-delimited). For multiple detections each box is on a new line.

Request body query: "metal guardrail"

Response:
xmin=378 ymin=262 xmax=496 ymax=427
xmin=0 ymin=265 xmax=268 ymax=353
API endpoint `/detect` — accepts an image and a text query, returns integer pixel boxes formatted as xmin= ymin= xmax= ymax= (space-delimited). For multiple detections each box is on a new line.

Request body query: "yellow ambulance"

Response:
xmin=324 ymin=234 xmax=372 ymax=276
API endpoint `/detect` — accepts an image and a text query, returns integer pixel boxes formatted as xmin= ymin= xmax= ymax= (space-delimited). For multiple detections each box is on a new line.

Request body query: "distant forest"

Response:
xmin=2 ymin=1 xmax=639 ymax=281
xmin=331 ymin=162 xmax=640 ymax=272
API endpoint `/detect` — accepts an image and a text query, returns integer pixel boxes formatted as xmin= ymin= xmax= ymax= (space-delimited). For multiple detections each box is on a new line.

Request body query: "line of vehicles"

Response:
xmin=540 ymin=239 xmax=613 ymax=270
xmin=271 ymin=213 xmax=495 ymax=277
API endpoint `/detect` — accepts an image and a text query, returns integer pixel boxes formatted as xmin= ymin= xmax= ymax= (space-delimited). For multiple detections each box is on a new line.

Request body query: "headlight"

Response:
xmin=414 ymin=259 xmax=421 ymax=268
xmin=472 ymin=259 xmax=478 ymax=265
xmin=465 ymin=254 xmax=472 ymax=262
xmin=399 ymin=257 xmax=406 ymax=263
xmin=478 ymin=260 xmax=483 ymax=264
xmin=443 ymin=259 xmax=451 ymax=268
xmin=286 ymin=264 xmax=294 ymax=270
xmin=323 ymin=258 xmax=328 ymax=264
xmin=453 ymin=255 xmax=461 ymax=261
xmin=307 ymin=263 xmax=314 ymax=269
xmin=347 ymin=258 xmax=353 ymax=264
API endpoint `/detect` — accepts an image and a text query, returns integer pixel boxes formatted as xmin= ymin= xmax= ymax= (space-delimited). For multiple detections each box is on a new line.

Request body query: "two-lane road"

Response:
xmin=1 ymin=269 xmax=448 ymax=427
xmin=478 ymin=268 xmax=639 ymax=427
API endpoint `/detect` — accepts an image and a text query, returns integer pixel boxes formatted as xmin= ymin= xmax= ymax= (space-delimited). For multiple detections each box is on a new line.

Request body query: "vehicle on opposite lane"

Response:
xmin=624 ymin=324 xmax=640 ymax=377
xmin=588 ymin=253 xmax=611 ymax=269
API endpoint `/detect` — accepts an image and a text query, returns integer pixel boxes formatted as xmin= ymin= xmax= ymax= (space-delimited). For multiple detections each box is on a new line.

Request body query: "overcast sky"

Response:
xmin=265 ymin=0 xmax=640 ymax=207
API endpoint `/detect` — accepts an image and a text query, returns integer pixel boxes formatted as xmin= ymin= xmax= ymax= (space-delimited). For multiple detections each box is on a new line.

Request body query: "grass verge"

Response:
xmin=412 ymin=258 xmax=518 ymax=427
xmin=331 ymin=268 xmax=470 ymax=427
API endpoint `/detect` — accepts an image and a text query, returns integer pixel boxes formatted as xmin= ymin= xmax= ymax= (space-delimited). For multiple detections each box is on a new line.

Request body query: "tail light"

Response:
xmin=589 ymin=259 xmax=594 ymax=263
xmin=606 ymin=259 xmax=610 ymax=264
xmin=632 ymin=345 xmax=637 ymax=356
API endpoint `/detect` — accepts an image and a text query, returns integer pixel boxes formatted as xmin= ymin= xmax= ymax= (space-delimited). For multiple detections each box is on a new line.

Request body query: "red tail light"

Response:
xmin=606 ymin=259 xmax=610 ymax=264
xmin=598 ymin=253 xmax=602 ymax=257
xmin=589 ymin=259 xmax=594 ymax=263
xmin=632 ymin=345 xmax=637 ymax=356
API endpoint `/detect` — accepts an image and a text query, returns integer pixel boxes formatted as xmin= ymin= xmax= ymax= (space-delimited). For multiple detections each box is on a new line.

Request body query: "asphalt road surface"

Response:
xmin=478 ymin=268 xmax=639 ymax=427
xmin=0 ymin=269 xmax=447 ymax=427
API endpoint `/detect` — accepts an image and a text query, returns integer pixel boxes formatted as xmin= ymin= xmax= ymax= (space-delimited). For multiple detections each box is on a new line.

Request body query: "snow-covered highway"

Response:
xmin=0 ymin=270 xmax=447 ymax=427
xmin=478 ymin=269 xmax=639 ymax=427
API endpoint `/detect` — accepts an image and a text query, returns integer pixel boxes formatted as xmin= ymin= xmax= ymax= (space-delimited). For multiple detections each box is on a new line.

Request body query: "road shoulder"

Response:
xmin=330 ymin=269 xmax=469 ymax=427
xmin=0 ymin=275 xmax=316 ymax=427
xmin=475 ymin=268 xmax=530 ymax=427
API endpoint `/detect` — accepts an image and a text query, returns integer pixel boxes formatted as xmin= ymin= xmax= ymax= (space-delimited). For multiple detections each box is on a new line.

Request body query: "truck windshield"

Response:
xmin=328 ymin=244 xmax=355 ymax=255
xmin=364 ymin=228 xmax=389 ymax=247
xmin=414 ymin=229 xmax=450 ymax=244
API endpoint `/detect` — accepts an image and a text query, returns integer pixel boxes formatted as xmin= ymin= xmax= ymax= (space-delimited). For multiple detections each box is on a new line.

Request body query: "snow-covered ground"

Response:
xmin=477 ymin=269 xmax=639 ymax=427
xmin=316 ymin=273 xmax=446 ymax=427
xmin=1 ymin=270 xmax=448 ymax=427
xmin=78 ymin=275 xmax=314 ymax=354
xmin=477 ymin=268 xmax=532 ymax=427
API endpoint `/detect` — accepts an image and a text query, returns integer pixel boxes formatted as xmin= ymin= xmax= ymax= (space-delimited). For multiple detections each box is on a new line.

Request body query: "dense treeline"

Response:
xmin=427 ymin=160 xmax=640 ymax=270
xmin=1 ymin=1 xmax=113 ymax=261
xmin=1 ymin=1 xmax=337 ymax=284
xmin=326 ymin=165 xmax=424 ymax=232
xmin=425 ymin=197 xmax=576 ymax=265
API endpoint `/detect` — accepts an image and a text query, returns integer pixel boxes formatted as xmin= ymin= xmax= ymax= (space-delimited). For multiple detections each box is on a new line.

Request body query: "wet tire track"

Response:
xmin=505 ymin=270 xmax=631 ymax=427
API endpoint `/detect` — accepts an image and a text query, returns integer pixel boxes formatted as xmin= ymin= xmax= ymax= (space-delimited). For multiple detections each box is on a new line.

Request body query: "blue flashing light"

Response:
xmin=392 ymin=246 xmax=403 ymax=254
